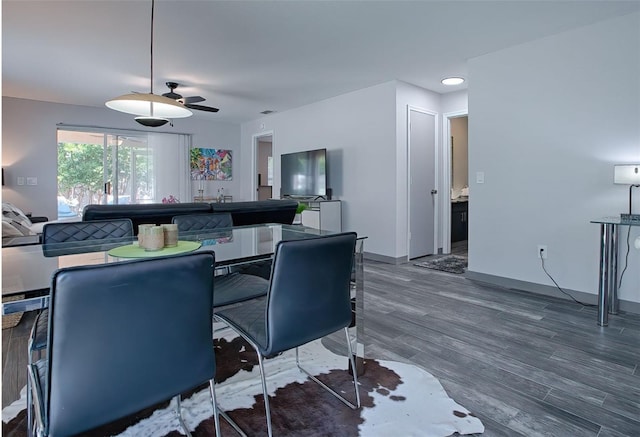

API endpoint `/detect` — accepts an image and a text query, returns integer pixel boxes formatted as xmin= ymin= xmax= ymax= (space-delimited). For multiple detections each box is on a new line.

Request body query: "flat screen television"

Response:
xmin=281 ymin=148 xmax=327 ymax=198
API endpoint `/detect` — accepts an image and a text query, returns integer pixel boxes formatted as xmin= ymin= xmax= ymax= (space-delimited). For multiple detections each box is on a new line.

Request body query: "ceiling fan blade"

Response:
xmin=185 ymin=103 xmax=219 ymax=113
xmin=182 ymin=96 xmax=205 ymax=104
xmin=162 ymin=91 xmax=182 ymax=100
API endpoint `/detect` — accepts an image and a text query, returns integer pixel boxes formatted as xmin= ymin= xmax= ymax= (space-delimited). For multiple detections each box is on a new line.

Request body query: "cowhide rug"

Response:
xmin=2 ymin=330 xmax=484 ymax=436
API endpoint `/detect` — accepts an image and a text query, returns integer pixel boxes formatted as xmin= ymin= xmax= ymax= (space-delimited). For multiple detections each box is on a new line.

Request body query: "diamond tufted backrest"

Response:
xmin=171 ymin=213 xmax=233 ymax=232
xmin=42 ymin=219 xmax=134 ymax=257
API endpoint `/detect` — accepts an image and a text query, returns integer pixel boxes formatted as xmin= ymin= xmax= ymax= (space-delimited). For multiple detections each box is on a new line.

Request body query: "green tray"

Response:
xmin=108 ymin=240 xmax=202 ymax=258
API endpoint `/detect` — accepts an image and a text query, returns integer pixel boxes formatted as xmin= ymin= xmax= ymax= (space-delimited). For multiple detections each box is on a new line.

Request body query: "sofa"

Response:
xmin=82 ymin=199 xmax=299 ymax=234
xmin=2 ymin=202 xmax=66 ymax=247
xmin=211 ymin=200 xmax=298 ymax=226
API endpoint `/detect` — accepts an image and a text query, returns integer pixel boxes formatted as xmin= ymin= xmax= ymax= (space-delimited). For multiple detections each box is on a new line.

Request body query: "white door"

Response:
xmin=409 ymin=109 xmax=436 ymax=259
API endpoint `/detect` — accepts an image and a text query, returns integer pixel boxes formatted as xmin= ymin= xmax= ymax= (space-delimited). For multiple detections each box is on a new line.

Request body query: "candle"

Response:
xmin=162 ymin=223 xmax=178 ymax=247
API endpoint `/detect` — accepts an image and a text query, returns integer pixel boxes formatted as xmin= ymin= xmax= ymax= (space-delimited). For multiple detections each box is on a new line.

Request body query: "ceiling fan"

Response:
xmin=162 ymin=82 xmax=219 ymax=113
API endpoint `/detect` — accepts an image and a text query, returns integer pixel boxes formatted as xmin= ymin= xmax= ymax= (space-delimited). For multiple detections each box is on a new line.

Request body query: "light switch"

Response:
xmin=26 ymin=177 xmax=38 ymax=186
xmin=476 ymin=172 xmax=485 ymax=184
xmin=17 ymin=177 xmax=25 ymax=186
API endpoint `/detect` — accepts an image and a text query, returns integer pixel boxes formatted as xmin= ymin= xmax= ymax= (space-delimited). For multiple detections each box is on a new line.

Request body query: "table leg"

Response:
xmin=597 ymin=223 xmax=614 ymax=326
xmin=608 ymin=225 xmax=619 ymax=315
xmin=351 ymin=239 xmax=365 ymax=376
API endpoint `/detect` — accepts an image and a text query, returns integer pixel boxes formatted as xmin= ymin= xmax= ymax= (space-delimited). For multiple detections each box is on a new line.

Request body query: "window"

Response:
xmin=57 ymin=129 xmax=191 ymax=219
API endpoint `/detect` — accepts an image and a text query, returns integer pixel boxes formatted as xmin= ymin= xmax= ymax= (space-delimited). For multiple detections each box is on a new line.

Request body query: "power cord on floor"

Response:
xmin=539 ymin=248 xmax=596 ymax=307
xmin=618 ymin=226 xmax=631 ymax=289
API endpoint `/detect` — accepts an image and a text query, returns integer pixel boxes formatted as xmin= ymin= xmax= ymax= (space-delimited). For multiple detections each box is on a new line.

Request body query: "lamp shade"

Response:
xmin=135 ymin=116 xmax=170 ymax=127
xmin=105 ymin=93 xmax=192 ymax=118
xmin=614 ymin=164 xmax=640 ymax=185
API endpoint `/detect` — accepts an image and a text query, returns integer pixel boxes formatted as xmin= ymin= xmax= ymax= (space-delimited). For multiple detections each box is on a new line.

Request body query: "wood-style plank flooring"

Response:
xmin=3 ymin=241 xmax=640 ymax=436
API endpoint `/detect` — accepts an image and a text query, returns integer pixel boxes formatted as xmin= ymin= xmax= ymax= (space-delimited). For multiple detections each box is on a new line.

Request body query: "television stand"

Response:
xmin=283 ymin=194 xmax=330 ymax=201
xmin=299 ymin=199 xmax=342 ymax=232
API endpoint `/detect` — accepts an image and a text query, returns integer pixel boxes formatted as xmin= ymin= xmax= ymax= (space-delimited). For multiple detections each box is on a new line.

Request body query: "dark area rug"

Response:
xmin=414 ymin=255 xmax=467 ymax=274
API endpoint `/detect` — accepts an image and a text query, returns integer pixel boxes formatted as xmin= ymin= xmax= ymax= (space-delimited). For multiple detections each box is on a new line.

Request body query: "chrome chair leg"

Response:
xmin=257 ymin=352 xmax=274 ymax=437
xmin=295 ymin=327 xmax=361 ymax=409
xmin=175 ymin=395 xmax=192 ymax=437
xmin=220 ymin=328 xmax=274 ymax=437
xmin=208 ymin=380 xmax=222 ymax=437
xmin=27 ymin=373 xmax=33 ymax=437
xmin=210 ymin=379 xmax=247 ymax=437
xmin=27 ymin=342 xmax=46 ymax=437
xmin=27 ymin=364 xmax=45 ymax=437
xmin=220 ymin=324 xmax=360 ymax=436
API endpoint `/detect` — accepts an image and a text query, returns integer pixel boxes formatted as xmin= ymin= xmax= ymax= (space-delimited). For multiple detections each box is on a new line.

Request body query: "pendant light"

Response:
xmin=106 ymin=0 xmax=191 ymax=126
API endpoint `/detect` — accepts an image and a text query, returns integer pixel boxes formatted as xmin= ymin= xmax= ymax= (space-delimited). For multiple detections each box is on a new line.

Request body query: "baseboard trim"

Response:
xmin=465 ymin=270 xmax=640 ymax=315
xmin=364 ymin=252 xmax=405 ymax=265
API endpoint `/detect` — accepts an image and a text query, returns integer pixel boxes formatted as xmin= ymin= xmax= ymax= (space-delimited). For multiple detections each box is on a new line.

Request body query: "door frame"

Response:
xmin=406 ymin=105 xmax=439 ymax=261
xmin=440 ymin=110 xmax=468 ymax=254
xmin=252 ymin=130 xmax=274 ymax=200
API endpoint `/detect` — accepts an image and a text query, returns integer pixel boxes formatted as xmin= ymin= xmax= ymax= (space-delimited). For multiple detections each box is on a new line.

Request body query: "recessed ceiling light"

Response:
xmin=441 ymin=77 xmax=465 ymax=86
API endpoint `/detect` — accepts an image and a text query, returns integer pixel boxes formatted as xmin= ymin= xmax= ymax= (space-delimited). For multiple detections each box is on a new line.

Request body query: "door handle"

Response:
xmin=431 ymin=189 xmax=437 ymax=195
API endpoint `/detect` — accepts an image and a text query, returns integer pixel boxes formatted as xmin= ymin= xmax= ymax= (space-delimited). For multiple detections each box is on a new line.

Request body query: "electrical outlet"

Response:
xmin=537 ymin=245 xmax=548 ymax=259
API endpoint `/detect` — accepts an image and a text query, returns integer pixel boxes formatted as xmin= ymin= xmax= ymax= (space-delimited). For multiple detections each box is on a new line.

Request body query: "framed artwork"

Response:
xmin=190 ymin=148 xmax=232 ymax=181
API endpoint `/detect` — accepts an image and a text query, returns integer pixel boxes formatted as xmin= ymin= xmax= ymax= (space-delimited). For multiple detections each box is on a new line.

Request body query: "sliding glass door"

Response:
xmin=57 ymin=129 xmax=190 ymax=220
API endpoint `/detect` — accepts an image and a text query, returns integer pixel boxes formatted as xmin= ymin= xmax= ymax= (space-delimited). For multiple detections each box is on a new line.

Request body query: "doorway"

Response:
xmin=253 ymin=132 xmax=274 ymax=200
xmin=447 ymin=115 xmax=469 ymax=258
xmin=408 ymin=107 xmax=437 ymax=259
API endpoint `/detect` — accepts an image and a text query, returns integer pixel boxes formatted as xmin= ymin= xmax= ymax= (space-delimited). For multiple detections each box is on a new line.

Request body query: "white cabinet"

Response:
xmin=300 ymin=200 xmax=342 ymax=232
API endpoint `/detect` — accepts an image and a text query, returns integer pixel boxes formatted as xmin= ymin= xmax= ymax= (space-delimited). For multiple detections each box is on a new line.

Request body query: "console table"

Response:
xmin=194 ymin=195 xmax=233 ymax=203
xmin=591 ymin=216 xmax=640 ymax=326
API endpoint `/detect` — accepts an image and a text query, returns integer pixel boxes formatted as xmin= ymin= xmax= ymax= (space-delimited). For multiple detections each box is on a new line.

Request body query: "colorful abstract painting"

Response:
xmin=190 ymin=148 xmax=232 ymax=181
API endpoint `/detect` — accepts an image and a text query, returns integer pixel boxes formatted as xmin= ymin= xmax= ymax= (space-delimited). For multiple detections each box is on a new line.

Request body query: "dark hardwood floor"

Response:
xmin=3 ymin=248 xmax=639 ymax=436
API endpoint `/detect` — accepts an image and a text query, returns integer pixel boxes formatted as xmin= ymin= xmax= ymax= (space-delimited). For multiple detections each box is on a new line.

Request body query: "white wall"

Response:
xmin=467 ymin=11 xmax=640 ymax=304
xmin=241 ymin=82 xmax=399 ymax=259
xmin=240 ymin=81 xmax=465 ymax=260
xmin=441 ymin=90 xmax=469 ymax=115
xmin=2 ymin=97 xmax=240 ymax=220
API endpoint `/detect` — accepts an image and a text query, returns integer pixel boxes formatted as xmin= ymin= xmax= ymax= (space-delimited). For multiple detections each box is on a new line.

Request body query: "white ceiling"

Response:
xmin=3 ymin=1 xmax=639 ymax=124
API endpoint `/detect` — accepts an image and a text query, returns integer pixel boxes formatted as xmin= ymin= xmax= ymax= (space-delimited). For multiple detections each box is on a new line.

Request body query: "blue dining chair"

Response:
xmin=170 ymin=212 xmax=270 ymax=306
xmin=215 ymin=232 xmax=361 ymax=437
xmin=41 ymin=218 xmax=134 ymax=256
xmin=32 ymin=219 xmax=136 ymax=355
xmin=28 ymin=252 xmax=226 ymax=437
xmin=171 ymin=212 xmax=233 ymax=232
xmin=27 ymin=218 xmax=135 ymax=435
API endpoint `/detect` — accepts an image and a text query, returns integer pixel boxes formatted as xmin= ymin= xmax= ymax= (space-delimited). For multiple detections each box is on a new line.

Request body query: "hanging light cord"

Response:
xmin=149 ymin=0 xmax=155 ymax=95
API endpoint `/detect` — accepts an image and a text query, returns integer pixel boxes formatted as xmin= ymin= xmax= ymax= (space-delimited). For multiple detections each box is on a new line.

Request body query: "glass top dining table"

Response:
xmin=2 ymin=223 xmax=367 ymax=372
